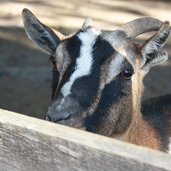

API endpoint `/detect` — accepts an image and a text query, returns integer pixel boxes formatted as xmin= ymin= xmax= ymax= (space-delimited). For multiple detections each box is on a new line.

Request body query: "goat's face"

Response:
xmin=22 ymin=9 xmax=115 ymax=126
xmin=46 ymin=28 xmax=116 ymax=125
xmin=22 ymin=9 xmax=170 ymax=130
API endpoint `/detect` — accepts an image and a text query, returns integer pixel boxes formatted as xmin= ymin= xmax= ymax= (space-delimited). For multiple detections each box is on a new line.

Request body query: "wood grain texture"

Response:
xmin=0 ymin=109 xmax=171 ymax=171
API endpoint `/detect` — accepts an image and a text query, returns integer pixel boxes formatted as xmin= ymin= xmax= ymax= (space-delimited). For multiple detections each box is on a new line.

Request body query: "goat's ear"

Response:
xmin=141 ymin=21 xmax=170 ymax=70
xmin=142 ymin=21 xmax=170 ymax=64
xmin=22 ymin=8 xmax=64 ymax=55
xmin=141 ymin=50 xmax=168 ymax=74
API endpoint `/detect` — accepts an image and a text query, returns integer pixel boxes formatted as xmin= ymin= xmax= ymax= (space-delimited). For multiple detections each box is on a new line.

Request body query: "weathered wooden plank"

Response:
xmin=0 ymin=109 xmax=171 ymax=171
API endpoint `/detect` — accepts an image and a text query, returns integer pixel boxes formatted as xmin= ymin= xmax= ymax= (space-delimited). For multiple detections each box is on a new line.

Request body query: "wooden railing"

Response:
xmin=0 ymin=109 xmax=171 ymax=171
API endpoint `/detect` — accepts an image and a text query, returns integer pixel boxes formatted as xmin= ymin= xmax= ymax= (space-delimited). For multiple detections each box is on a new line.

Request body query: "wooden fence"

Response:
xmin=0 ymin=108 xmax=171 ymax=171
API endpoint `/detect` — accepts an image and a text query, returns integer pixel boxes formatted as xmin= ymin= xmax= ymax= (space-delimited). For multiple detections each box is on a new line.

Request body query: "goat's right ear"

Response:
xmin=140 ymin=21 xmax=170 ymax=73
xmin=141 ymin=21 xmax=170 ymax=66
xmin=22 ymin=8 xmax=63 ymax=55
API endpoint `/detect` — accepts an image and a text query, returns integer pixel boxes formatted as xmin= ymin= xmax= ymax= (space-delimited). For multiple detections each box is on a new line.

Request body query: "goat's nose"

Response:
xmin=46 ymin=111 xmax=71 ymax=123
xmin=46 ymin=95 xmax=81 ymax=123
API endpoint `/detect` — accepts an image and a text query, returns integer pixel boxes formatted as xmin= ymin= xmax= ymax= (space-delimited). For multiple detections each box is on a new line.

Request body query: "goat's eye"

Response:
xmin=119 ymin=69 xmax=133 ymax=80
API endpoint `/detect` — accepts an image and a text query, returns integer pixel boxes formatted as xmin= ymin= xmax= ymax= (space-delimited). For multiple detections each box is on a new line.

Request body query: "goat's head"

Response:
xmin=22 ymin=8 xmax=170 ymax=130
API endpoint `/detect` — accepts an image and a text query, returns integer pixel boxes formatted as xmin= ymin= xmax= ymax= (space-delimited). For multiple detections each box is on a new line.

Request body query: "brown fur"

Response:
xmin=118 ymin=56 xmax=161 ymax=150
xmin=121 ymin=118 xmax=161 ymax=150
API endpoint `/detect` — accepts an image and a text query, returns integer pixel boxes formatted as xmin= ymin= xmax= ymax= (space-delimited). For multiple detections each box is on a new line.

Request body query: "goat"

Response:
xmin=22 ymin=8 xmax=171 ymax=152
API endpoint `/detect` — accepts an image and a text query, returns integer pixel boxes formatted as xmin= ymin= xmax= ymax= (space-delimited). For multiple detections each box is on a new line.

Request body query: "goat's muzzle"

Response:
xmin=45 ymin=95 xmax=82 ymax=123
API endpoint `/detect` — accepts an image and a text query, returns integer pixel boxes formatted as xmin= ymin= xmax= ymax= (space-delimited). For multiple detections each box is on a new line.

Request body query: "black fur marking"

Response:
xmin=142 ymin=95 xmax=171 ymax=151
xmin=71 ymin=64 xmax=101 ymax=107
xmin=51 ymin=68 xmax=59 ymax=99
xmin=50 ymin=56 xmax=59 ymax=99
xmin=50 ymin=55 xmax=57 ymax=69
xmin=93 ymin=36 xmax=114 ymax=64
xmin=85 ymin=77 xmax=127 ymax=135
xmin=55 ymin=35 xmax=82 ymax=97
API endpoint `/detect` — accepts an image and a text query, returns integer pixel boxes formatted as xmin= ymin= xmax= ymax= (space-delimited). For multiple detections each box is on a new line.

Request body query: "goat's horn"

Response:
xmin=120 ymin=17 xmax=163 ymax=38
xmin=82 ymin=18 xmax=93 ymax=28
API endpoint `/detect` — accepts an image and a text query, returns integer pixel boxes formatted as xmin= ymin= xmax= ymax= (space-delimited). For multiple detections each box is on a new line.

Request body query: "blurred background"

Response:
xmin=0 ymin=0 xmax=171 ymax=119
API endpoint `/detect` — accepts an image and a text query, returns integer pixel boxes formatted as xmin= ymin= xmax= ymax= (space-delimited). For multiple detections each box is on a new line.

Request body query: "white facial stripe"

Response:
xmin=106 ymin=54 xmax=125 ymax=84
xmin=61 ymin=28 xmax=101 ymax=97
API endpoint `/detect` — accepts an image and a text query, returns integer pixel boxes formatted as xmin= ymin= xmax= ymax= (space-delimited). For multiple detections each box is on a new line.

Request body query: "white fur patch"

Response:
xmin=61 ymin=28 xmax=100 ymax=97
xmin=106 ymin=54 xmax=125 ymax=84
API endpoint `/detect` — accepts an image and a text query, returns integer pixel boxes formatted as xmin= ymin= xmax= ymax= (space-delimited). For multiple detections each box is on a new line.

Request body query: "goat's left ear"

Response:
xmin=22 ymin=8 xmax=64 ymax=55
xmin=141 ymin=21 xmax=170 ymax=71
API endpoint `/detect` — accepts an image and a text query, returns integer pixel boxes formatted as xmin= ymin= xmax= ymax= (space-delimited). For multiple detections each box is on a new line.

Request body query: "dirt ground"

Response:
xmin=0 ymin=0 xmax=171 ymax=119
